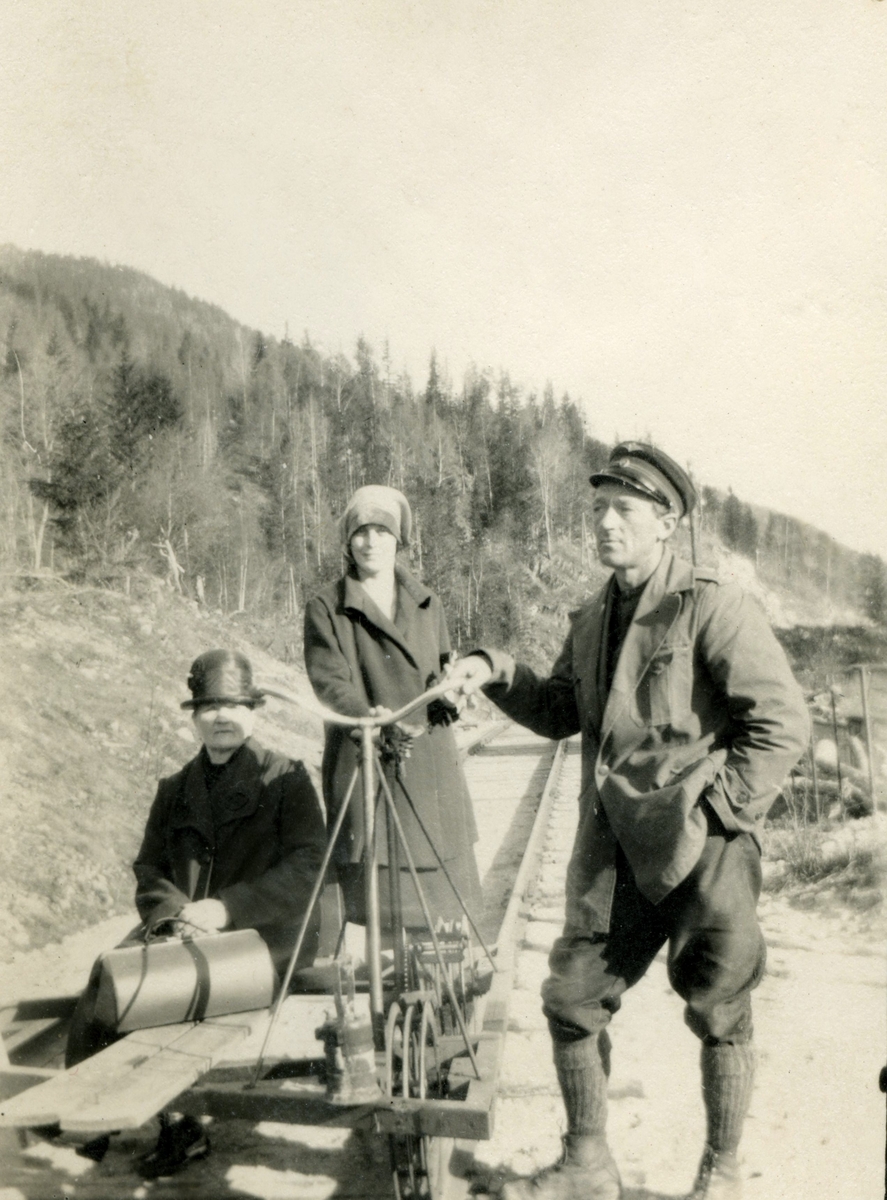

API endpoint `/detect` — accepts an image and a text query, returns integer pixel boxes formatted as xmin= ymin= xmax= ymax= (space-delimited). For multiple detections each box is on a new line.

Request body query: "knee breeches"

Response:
xmin=542 ymin=830 xmax=766 ymax=1045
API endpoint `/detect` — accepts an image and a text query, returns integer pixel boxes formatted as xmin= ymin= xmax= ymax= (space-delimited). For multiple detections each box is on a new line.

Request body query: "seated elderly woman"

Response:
xmin=65 ymin=649 xmax=326 ymax=1178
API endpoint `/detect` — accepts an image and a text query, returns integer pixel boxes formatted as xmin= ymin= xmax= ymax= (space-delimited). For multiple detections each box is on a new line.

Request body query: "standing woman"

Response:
xmin=304 ymin=485 xmax=482 ymax=933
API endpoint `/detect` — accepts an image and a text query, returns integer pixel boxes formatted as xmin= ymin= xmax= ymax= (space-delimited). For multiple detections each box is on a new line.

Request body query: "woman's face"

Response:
xmin=192 ymin=702 xmax=256 ymax=762
xmin=350 ymin=523 xmax=398 ymax=580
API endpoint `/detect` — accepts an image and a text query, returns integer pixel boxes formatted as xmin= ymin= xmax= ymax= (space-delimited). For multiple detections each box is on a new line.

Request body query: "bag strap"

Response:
xmin=203 ymin=854 xmax=214 ymax=899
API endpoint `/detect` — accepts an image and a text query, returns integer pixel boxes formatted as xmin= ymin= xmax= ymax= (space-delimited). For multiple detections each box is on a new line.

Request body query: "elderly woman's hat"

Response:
xmin=590 ymin=442 xmax=697 ymax=517
xmin=181 ymin=649 xmax=266 ymax=710
xmin=339 ymin=485 xmax=412 ymax=548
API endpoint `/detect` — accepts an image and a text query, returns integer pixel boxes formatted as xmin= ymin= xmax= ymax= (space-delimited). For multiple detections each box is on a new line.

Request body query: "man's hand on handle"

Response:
xmin=443 ymin=653 xmax=494 ymax=701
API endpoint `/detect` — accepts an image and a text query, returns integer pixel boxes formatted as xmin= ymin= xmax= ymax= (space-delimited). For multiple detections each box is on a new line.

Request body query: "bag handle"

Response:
xmin=143 ymin=854 xmax=216 ymax=943
xmin=143 ymin=915 xmax=190 ymax=944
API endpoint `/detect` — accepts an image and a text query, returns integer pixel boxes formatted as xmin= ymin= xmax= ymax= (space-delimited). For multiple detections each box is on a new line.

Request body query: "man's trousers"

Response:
xmin=542 ymin=821 xmax=766 ymax=1045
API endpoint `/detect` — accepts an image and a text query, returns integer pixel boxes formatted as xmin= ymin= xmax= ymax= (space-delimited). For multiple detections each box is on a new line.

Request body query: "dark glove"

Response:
xmin=424 ymin=671 xmax=460 ymax=728
xmin=379 ymin=721 xmax=420 ymax=765
xmin=427 ymin=695 xmax=459 ymax=727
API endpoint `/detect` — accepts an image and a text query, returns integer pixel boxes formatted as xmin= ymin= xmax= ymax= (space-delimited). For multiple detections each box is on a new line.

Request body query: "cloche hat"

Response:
xmin=339 ymin=485 xmax=412 ymax=548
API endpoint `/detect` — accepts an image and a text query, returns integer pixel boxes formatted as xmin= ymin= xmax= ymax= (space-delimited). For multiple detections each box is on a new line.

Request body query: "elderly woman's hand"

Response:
xmin=179 ymin=898 xmax=230 ymax=933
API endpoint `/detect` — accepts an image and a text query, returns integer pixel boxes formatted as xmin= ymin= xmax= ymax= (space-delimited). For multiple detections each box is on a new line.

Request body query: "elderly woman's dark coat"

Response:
xmin=304 ymin=566 xmax=481 ymax=927
xmin=133 ymin=737 xmax=326 ymax=971
xmin=66 ymin=739 xmax=326 ymax=1068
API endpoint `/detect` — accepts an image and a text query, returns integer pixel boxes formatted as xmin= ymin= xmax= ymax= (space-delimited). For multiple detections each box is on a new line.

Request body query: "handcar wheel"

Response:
xmin=387 ymin=999 xmax=452 ymax=1199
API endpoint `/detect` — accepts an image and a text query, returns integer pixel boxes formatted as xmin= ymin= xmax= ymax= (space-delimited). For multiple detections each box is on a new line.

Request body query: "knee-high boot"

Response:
xmin=502 ymin=1031 xmax=621 ymax=1199
xmin=688 ymin=1041 xmax=756 ymax=1199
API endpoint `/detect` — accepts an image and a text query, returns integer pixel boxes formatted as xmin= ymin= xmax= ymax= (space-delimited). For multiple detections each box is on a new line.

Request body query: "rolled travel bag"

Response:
xmin=92 ymin=926 xmax=277 ymax=1033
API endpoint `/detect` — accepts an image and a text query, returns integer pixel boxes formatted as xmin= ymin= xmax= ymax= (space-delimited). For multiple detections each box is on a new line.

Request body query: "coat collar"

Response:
xmin=600 ymin=547 xmax=692 ymax=742
xmin=340 ymin=565 xmax=431 ymax=670
xmin=170 ymin=737 xmax=267 ymax=842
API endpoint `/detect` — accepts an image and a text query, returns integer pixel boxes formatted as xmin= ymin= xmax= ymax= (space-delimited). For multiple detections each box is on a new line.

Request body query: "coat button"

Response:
xmin=598 ymin=764 xmax=609 ymax=776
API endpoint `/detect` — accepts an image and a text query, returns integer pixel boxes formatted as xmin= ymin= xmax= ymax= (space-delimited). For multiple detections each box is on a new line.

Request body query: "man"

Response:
xmin=446 ymin=444 xmax=809 ymax=1200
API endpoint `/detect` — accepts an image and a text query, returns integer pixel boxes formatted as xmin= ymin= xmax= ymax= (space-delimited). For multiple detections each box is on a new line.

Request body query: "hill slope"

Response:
xmin=1 ymin=242 xmax=884 ymax=656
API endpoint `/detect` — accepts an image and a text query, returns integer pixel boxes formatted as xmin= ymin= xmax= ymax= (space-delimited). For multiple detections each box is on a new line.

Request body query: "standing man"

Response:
xmin=446 ymin=444 xmax=809 ymax=1200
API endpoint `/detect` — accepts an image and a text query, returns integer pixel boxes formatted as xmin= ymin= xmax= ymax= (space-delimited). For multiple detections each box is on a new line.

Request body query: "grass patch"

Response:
xmin=763 ymin=818 xmax=884 ymax=911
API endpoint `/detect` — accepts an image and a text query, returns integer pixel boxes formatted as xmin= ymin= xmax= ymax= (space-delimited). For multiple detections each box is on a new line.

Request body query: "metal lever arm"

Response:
xmin=261 ymin=681 xmax=456 ymax=729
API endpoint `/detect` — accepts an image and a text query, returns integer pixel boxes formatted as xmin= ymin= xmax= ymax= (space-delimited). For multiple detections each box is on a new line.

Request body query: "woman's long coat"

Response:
xmin=133 ymin=738 xmax=326 ymax=970
xmin=303 ymin=567 xmax=479 ymax=883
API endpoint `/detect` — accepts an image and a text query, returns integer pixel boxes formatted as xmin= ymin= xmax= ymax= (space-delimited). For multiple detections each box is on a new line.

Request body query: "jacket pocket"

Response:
xmin=636 ymin=641 xmax=693 ymax=726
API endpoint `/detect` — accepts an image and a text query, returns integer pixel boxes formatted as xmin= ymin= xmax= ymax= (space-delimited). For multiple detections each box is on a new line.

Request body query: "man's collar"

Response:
xmin=613 ymin=545 xmax=694 ymax=598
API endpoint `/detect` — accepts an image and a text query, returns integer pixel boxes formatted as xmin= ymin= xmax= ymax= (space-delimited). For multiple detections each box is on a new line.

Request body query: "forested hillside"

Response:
xmin=2 ymin=245 xmax=884 ymax=671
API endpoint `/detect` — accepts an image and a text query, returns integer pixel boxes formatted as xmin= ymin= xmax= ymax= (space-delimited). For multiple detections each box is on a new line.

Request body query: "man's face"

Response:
xmin=591 ymin=484 xmax=676 ymax=574
xmin=192 ymin=702 xmax=256 ymax=762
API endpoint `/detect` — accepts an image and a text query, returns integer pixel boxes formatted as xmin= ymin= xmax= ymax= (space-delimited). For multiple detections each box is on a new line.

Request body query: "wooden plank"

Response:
xmin=373 ymin=1094 xmax=491 ymax=1140
xmin=0 ymin=1013 xmax=260 ymax=1133
xmin=0 ymin=997 xmax=79 ymax=1028
xmin=185 ymin=1072 xmax=495 ymax=1140
xmin=179 ymin=1076 xmax=372 ymax=1129
xmin=3 ymin=1017 xmax=64 ymax=1057
xmin=0 ymin=1065 xmax=58 ymax=1102
xmin=1 ymin=997 xmax=79 ymax=1068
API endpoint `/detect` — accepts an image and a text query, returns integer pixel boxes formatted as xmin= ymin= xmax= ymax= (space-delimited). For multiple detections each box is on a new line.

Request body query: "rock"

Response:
xmin=762 ymin=859 xmax=788 ymax=886
xmin=851 ymin=888 xmax=882 ymax=912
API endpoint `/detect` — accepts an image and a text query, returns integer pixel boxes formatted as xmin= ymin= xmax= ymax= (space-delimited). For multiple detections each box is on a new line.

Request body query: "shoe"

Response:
xmin=76 ymin=1134 xmax=111 ymax=1162
xmin=501 ymin=1135 xmax=621 ymax=1199
xmin=687 ymin=1145 xmax=741 ymax=1199
xmin=29 ymin=1123 xmax=61 ymax=1141
xmin=137 ymin=1116 xmax=210 ymax=1179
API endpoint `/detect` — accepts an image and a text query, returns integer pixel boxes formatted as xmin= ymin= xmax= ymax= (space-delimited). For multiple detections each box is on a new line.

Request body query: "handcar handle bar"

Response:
xmin=251 ymin=674 xmax=483 ymax=1082
xmin=261 ymin=680 xmax=455 ymax=729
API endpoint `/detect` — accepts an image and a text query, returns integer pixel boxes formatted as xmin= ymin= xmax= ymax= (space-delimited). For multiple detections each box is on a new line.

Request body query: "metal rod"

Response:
xmin=810 ymin=741 xmax=821 ymax=824
xmin=263 ymin=680 xmax=455 ymax=730
xmin=392 ymin=767 xmax=498 ymax=971
xmin=249 ymin=764 xmax=360 ymax=1085
xmin=383 ymin=766 xmax=408 ymax=997
xmin=375 ymin=763 xmax=481 ymax=1080
xmin=362 ymin=727 xmax=385 ymax=1044
xmin=857 ymin=664 xmax=879 ymax=819
xmin=830 ymin=687 xmax=845 ymax=821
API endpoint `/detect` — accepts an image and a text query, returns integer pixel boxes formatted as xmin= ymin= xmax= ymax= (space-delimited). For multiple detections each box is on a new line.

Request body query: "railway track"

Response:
xmin=0 ymin=723 xmax=578 ymax=1200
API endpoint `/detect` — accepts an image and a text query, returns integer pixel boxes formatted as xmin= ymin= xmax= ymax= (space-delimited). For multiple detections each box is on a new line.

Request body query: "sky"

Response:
xmin=1 ymin=1 xmax=885 ymax=556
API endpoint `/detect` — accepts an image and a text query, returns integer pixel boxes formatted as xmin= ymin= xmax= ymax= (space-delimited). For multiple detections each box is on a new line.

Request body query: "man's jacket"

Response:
xmin=482 ymin=549 xmax=810 ymax=933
